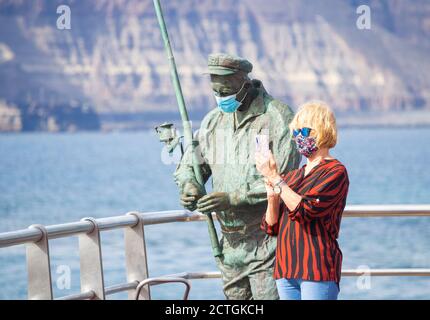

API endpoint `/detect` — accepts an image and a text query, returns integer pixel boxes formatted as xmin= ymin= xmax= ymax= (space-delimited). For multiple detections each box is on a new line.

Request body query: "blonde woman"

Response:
xmin=255 ymin=101 xmax=349 ymax=300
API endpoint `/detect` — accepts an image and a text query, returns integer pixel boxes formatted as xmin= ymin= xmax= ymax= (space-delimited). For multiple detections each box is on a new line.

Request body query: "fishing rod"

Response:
xmin=153 ymin=0 xmax=222 ymax=258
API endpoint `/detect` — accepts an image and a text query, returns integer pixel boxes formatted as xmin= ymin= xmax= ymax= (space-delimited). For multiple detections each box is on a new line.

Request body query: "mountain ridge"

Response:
xmin=0 ymin=0 xmax=429 ymax=131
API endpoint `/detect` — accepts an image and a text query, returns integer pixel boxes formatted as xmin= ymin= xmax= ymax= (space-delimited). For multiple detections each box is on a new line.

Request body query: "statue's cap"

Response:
xmin=206 ymin=53 xmax=253 ymax=75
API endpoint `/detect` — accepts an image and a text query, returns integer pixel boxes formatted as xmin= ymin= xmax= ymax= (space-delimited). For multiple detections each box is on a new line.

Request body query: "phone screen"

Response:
xmin=255 ymin=134 xmax=270 ymax=157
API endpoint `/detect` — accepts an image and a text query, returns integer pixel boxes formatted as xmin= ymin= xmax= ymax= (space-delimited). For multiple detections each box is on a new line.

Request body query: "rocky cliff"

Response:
xmin=0 ymin=0 xmax=429 ymax=130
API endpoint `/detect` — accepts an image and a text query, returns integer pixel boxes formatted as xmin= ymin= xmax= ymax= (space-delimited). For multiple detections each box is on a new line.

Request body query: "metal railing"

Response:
xmin=0 ymin=205 xmax=429 ymax=300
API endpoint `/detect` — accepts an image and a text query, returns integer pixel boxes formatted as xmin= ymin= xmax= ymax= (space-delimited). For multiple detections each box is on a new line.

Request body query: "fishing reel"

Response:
xmin=155 ymin=122 xmax=184 ymax=156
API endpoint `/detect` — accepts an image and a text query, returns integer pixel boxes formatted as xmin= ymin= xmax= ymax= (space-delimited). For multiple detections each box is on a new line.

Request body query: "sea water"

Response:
xmin=0 ymin=128 xmax=429 ymax=299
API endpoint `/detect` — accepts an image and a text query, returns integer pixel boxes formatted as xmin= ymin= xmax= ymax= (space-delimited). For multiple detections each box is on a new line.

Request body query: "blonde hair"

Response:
xmin=289 ymin=101 xmax=338 ymax=149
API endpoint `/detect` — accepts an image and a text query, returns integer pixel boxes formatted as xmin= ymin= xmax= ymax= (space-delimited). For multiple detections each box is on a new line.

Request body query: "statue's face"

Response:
xmin=210 ymin=73 xmax=245 ymax=97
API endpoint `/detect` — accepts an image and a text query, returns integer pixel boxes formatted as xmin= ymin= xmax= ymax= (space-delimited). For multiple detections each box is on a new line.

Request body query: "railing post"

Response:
xmin=125 ymin=212 xmax=150 ymax=300
xmin=79 ymin=217 xmax=105 ymax=300
xmin=26 ymin=224 xmax=53 ymax=300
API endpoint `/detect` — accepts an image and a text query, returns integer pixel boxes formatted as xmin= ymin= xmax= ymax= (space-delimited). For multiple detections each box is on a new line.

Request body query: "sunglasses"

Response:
xmin=293 ymin=127 xmax=312 ymax=137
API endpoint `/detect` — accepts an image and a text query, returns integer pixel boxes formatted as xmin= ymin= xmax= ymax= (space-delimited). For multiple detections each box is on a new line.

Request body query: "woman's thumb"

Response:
xmin=269 ymin=151 xmax=275 ymax=162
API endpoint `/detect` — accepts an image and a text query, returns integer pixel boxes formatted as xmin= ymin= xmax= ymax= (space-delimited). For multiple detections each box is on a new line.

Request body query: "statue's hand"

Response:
xmin=180 ymin=182 xmax=204 ymax=211
xmin=196 ymin=192 xmax=230 ymax=214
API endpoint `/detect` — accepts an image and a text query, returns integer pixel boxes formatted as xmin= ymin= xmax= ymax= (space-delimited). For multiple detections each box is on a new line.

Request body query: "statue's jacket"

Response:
xmin=174 ymin=80 xmax=301 ymax=234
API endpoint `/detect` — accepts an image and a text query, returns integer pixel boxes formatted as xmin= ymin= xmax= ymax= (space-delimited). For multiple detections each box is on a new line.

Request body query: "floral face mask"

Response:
xmin=293 ymin=128 xmax=318 ymax=157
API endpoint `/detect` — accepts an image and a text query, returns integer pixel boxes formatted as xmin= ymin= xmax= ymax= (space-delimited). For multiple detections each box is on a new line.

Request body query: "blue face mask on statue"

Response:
xmin=214 ymin=93 xmax=241 ymax=113
xmin=213 ymin=82 xmax=248 ymax=113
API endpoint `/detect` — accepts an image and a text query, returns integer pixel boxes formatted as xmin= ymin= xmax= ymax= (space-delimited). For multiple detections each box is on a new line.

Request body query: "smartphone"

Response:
xmin=255 ymin=134 xmax=270 ymax=157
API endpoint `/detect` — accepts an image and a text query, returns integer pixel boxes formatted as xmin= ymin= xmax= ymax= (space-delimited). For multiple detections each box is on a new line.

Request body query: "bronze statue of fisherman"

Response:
xmin=175 ymin=53 xmax=301 ymax=299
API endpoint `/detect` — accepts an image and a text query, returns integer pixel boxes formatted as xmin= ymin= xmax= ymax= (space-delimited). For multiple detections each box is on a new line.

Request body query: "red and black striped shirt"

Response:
xmin=261 ymin=158 xmax=349 ymax=284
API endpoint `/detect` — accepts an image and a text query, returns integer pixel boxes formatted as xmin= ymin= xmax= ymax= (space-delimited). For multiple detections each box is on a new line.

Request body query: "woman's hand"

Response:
xmin=264 ymin=178 xmax=279 ymax=200
xmin=256 ymin=150 xmax=280 ymax=183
